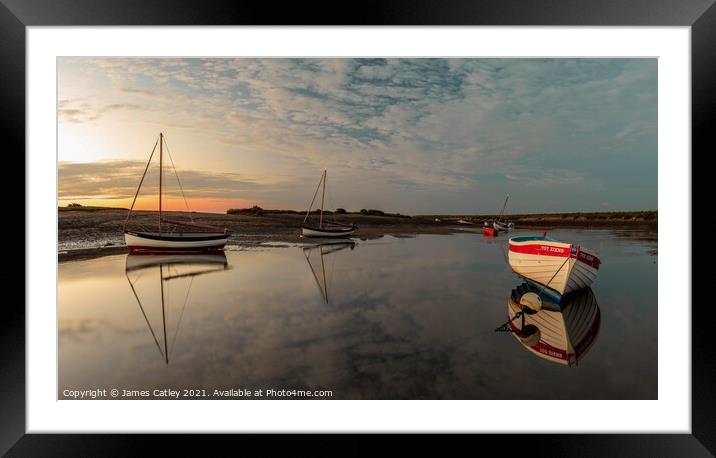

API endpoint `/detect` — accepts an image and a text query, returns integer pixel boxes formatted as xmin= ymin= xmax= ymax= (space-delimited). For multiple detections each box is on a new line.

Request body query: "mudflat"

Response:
xmin=58 ymin=208 xmax=657 ymax=263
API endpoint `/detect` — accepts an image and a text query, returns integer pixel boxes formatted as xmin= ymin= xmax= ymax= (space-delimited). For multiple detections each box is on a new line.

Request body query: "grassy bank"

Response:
xmin=59 ymin=205 xmax=128 ymax=212
xmin=419 ymin=210 xmax=657 ymax=226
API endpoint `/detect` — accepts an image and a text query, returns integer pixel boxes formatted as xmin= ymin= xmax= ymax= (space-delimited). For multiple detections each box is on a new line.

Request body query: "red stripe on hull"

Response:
xmin=510 ymin=243 xmax=601 ymax=269
xmin=576 ymin=251 xmax=601 ymax=269
xmin=509 ymin=243 xmax=571 ymax=257
xmin=508 ymin=320 xmax=569 ymax=361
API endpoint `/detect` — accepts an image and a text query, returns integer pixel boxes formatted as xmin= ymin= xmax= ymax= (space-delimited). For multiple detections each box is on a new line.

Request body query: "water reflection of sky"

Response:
xmin=58 ymin=229 xmax=657 ymax=399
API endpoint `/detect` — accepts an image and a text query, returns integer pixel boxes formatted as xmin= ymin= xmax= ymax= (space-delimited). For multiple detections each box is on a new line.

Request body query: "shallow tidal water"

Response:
xmin=58 ymin=228 xmax=657 ymax=400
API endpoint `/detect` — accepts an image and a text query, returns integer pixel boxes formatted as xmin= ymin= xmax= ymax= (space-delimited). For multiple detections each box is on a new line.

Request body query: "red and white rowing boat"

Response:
xmin=508 ymin=234 xmax=601 ymax=299
xmin=506 ymin=283 xmax=600 ymax=366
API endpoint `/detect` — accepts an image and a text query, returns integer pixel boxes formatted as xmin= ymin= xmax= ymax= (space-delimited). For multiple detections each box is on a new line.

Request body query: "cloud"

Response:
xmin=119 ymin=87 xmax=158 ymax=97
xmin=58 ymin=160 xmax=264 ymax=201
xmin=58 ymin=57 xmax=657 ymax=213
xmin=59 ymin=99 xmax=143 ymax=124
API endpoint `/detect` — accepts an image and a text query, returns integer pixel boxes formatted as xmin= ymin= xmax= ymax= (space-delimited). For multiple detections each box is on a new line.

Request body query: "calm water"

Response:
xmin=58 ymin=228 xmax=657 ymax=400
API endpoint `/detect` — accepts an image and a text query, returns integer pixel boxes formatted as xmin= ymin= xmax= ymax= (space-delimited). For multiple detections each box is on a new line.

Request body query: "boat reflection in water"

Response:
xmin=303 ymin=241 xmax=355 ymax=304
xmin=124 ymin=253 xmax=231 ymax=364
xmin=497 ymin=283 xmax=600 ymax=366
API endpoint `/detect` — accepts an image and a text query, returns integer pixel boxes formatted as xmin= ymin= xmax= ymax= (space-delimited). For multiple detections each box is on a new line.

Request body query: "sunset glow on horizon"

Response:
xmin=58 ymin=197 xmax=258 ymax=214
xmin=58 ymin=58 xmax=657 ymax=214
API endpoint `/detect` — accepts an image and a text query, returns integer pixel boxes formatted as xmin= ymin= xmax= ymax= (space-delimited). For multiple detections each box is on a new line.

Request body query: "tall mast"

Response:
xmin=159 ymin=132 xmax=163 ymax=233
xmin=497 ymin=194 xmax=509 ymax=222
xmin=320 ymin=246 xmax=328 ymax=303
xmin=319 ymin=170 xmax=326 ymax=228
xmin=160 ymin=264 xmax=168 ymax=365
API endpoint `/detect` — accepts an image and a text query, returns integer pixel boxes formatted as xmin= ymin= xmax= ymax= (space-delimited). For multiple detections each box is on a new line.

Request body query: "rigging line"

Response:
xmin=496 ymin=194 xmax=509 ymax=222
xmin=303 ymin=172 xmax=324 ymax=223
xmin=126 ymin=274 xmax=166 ymax=360
xmin=319 ymin=170 xmax=326 ymax=228
xmin=162 ymin=136 xmax=194 ymax=222
xmin=123 ymin=137 xmax=159 ymax=230
xmin=536 ymin=252 xmax=572 ymax=298
xmin=169 ymin=274 xmax=194 ymax=359
xmin=304 ymin=248 xmax=327 ymax=303
xmin=494 ymin=310 xmax=525 ymax=332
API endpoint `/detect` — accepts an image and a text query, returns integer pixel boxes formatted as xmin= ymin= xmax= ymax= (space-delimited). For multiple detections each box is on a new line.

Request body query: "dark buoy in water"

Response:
xmin=515 ymin=324 xmax=541 ymax=347
xmin=519 ymin=291 xmax=543 ymax=313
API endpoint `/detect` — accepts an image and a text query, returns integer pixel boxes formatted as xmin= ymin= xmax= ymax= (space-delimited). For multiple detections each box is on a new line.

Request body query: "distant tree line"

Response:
xmin=226 ymin=206 xmax=411 ymax=218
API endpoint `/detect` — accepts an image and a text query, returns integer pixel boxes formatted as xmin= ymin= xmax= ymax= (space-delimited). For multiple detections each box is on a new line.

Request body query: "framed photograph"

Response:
xmin=6 ymin=0 xmax=713 ymax=454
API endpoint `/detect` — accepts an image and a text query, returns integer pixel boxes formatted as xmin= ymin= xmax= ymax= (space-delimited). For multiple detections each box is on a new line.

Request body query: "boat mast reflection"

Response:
xmin=124 ymin=253 xmax=231 ymax=364
xmin=496 ymin=283 xmax=601 ymax=367
xmin=303 ymin=241 xmax=355 ymax=304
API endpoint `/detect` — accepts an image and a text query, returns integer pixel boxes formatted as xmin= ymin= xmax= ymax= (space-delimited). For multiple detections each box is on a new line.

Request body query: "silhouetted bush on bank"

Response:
xmin=227 ymin=206 xmax=410 ymax=218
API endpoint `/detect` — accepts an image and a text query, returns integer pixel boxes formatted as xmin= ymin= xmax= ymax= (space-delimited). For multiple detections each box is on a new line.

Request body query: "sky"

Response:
xmin=58 ymin=58 xmax=657 ymax=214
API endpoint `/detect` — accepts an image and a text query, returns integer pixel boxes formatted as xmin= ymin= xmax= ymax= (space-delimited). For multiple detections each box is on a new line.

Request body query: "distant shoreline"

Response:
xmin=60 ymin=205 xmax=657 ymax=222
xmin=58 ymin=207 xmax=657 ymax=263
xmin=420 ymin=210 xmax=657 ymax=224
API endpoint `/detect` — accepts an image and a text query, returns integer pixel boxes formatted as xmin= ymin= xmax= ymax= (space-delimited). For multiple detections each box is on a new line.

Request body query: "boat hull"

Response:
xmin=301 ymin=226 xmax=356 ymax=238
xmin=508 ymin=236 xmax=600 ymax=299
xmin=125 ymin=252 xmax=228 ymax=272
xmin=124 ymin=231 xmax=229 ymax=252
xmin=507 ymin=284 xmax=600 ymax=366
xmin=493 ymin=221 xmax=513 ymax=231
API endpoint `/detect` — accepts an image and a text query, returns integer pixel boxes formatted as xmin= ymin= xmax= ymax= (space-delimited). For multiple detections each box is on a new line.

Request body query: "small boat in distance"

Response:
xmin=123 ymin=133 xmax=231 ymax=252
xmin=456 ymin=219 xmax=474 ymax=225
xmin=493 ymin=220 xmax=513 ymax=231
xmin=491 ymin=194 xmax=514 ymax=231
xmin=508 ymin=233 xmax=601 ymax=301
xmin=301 ymin=170 xmax=357 ymax=238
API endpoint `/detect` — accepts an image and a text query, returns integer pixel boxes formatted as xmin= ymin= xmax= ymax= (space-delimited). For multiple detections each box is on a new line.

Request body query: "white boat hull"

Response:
xmin=507 ymin=285 xmax=600 ymax=366
xmin=301 ymin=226 xmax=356 ymax=238
xmin=124 ymin=231 xmax=229 ymax=251
xmin=125 ymin=253 xmax=228 ymax=272
xmin=508 ymin=236 xmax=600 ymax=298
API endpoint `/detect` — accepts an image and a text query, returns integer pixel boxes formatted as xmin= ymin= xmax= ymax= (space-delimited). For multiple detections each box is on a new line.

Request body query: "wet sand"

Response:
xmin=59 ymin=209 xmax=460 ymax=262
xmin=58 ymin=209 xmax=657 ymax=263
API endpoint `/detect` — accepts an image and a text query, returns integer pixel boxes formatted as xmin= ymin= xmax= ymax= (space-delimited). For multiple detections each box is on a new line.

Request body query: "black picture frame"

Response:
xmin=4 ymin=0 xmax=713 ymax=455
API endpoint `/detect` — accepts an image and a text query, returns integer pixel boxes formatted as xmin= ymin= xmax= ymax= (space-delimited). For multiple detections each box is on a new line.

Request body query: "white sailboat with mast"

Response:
xmin=492 ymin=194 xmax=514 ymax=231
xmin=123 ymin=133 xmax=232 ymax=252
xmin=301 ymin=170 xmax=357 ymax=238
